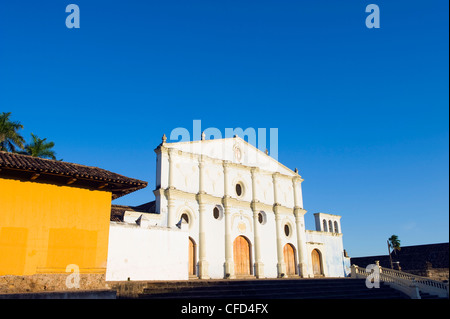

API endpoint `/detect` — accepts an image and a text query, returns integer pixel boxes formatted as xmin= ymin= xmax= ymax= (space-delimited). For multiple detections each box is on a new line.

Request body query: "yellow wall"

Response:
xmin=0 ymin=177 xmax=112 ymax=276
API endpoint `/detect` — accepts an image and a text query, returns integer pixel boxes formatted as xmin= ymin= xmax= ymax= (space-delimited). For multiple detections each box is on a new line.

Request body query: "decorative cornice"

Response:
xmin=153 ymin=187 xmax=164 ymax=197
xmin=157 ymin=187 xmax=297 ymax=214
xmin=251 ymin=200 xmax=276 ymax=213
xmin=314 ymin=212 xmax=342 ymax=219
xmin=164 ymin=187 xmax=195 ymax=201
xmin=156 ymin=144 xmax=300 ymax=182
xmin=306 ymin=229 xmax=343 ymax=237
xmin=294 ymin=207 xmax=307 ymax=217
xmin=196 ymin=191 xmax=219 ymax=204
xmin=292 ymin=175 xmax=304 ymax=183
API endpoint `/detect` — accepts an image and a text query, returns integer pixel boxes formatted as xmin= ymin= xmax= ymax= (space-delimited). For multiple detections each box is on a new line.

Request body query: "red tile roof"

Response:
xmin=0 ymin=151 xmax=147 ymax=199
xmin=110 ymin=201 xmax=156 ymax=221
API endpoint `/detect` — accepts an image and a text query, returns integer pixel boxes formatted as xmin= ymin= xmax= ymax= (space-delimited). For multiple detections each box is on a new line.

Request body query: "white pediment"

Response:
xmin=165 ymin=137 xmax=296 ymax=176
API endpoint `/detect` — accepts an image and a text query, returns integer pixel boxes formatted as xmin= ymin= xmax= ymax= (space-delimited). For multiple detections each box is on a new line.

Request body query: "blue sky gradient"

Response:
xmin=0 ymin=0 xmax=448 ymax=257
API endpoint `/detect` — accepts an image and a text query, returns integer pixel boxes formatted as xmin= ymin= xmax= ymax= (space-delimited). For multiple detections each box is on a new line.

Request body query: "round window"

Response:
xmin=258 ymin=211 xmax=267 ymax=225
xmin=213 ymin=207 xmax=220 ymax=219
xmin=212 ymin=205 xmax=223 ymax=220
xmin=284 ymin=224 xmax=290 ymax=237
xmin=235 ymin=182 xmax=243 ymax=197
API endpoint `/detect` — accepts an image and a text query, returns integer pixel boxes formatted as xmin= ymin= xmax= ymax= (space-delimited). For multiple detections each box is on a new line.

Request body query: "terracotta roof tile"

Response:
xmin=110 ymin=201 xmax=156 ymax=222
xmin=0 ymin=151 xmax=147 ymax=199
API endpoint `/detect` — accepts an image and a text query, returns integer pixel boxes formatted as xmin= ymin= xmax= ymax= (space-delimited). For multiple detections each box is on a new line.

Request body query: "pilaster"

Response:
xmin=196 ymin=193 xmax=209 ymax=279
xmin=294 ymin=207 xmax=308 ymax=277
xmin=274 ymin=203 xmax=286 ymax=277
xmin=250 ymin=167 xmax=264 ymax=278
xmin=222 ymin=196 xmax=235 ymax=278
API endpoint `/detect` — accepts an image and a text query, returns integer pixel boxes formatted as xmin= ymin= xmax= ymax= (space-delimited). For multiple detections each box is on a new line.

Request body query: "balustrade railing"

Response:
xmin=351 ymin=264 xmax=449 ymax=299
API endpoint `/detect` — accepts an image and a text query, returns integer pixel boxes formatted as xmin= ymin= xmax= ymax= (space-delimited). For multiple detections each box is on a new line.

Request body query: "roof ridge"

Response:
xmin=0 ymin=151 xmax=147 ymax=190
xmin=0 ymin=150 xmax=111 ymax=172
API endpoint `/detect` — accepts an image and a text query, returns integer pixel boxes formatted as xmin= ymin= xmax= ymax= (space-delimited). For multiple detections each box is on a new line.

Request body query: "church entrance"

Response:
xmin=188 ymin=237 xmax=196 ymax=277
xmin=283 ymin=243 xmax=297 ymax=276
xmin=233 ymin=236 xmax=251 ymax=276
xmin=311 ymin=249 xmax=323 ymax=277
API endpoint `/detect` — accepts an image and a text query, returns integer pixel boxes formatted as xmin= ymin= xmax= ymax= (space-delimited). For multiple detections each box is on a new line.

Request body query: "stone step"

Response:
xmin=140 ymin=288 xmax=405 ymax=299
xmin=142 ymin=279 xmax=366 ymax=293
xmin=138 ymin=278 xmax=408 ymax=299
xmin=143 ymin=284 xmax=369 ymax=295
xmin=419 ymin=292 xmax=446 ymax=299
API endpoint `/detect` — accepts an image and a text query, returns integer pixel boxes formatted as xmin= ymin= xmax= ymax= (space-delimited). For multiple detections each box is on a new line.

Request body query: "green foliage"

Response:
xmin=388 ymin=235 xmax=401 ymax=254
xmin=0 ymin=112 xmax=25 ymax=152
xmin=1 ymin=112 xmax=58 ymax=159
xmin=20 ymin=133 xmax=57 ymax=160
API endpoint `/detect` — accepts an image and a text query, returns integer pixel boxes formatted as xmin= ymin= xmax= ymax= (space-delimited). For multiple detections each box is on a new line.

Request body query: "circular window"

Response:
xmin=213 ymin=205 xmax=223 ymax=220
xmin=235 ymin=182 xmax=243 ymax=197
xmin=284 ymin=224 xmax=290 ymax=237
xmin=181 ymin=213 xmax=189 ymax=224
xmin=213 ymin=207 xmax=220 ymax=219
xmin=258 ymin=211 xmax=267 ymax=225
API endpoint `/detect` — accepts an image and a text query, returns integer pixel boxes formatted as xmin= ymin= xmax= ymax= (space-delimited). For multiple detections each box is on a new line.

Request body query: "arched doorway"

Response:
xmin=311 ymin=249 xmax=323 ymax=277
xmin=283 ymin=243 xmax=297 ymax=276
xmin=188 ymin=237 xmax=196 ymax=277
xmin=233 ymin=236 xmax=251 ymax=276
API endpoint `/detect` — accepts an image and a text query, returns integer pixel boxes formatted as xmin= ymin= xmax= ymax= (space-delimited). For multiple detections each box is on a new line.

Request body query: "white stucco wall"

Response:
xmin=305 ymin=230 xmax=346 ymax=277
xmin=106 ymin=222 xmax=188 ymax=281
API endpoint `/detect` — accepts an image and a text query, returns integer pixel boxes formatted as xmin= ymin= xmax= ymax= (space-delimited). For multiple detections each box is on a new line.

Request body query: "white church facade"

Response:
xmin=106 ymin=135 xmax=351 ymax=281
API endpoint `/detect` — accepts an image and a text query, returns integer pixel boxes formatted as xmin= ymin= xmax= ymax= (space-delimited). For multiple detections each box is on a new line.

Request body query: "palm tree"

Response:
xmin=0 ymin=112 xmax=25 ymax=152
xmin=21 ymin=133 xmax=57 ymax=160
xmin=387 ymin=235 xmax=401 ymax=269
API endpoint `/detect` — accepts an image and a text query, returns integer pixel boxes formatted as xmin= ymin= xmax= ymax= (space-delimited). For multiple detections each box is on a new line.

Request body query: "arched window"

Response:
xmin=334 ymin=221 xmax=339 ymax=233
xmin=323 ymin=220 xmax=328 ymax=232
xmin=328 ymin=220 xmax=333 ymax=233
xmin=181 ymin=213 xmax=189 ymax=224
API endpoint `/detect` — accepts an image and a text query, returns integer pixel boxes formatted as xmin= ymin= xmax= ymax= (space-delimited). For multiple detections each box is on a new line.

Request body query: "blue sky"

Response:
xmin=0 ymin=0 xmax=448 ymax=257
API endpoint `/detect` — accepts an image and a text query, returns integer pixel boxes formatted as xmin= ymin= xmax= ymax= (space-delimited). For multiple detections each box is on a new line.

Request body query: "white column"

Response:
xmin=292 ymin=175 xmax=307 ymax=277
xmin=197 ymin=199 xmax=209 ymax=279
xmin=273 ymin=173 xmax=286 ymax=277
xmin=166 ymin=195 xmax=176 ymax=228
xmin=166 ymin=148 xmax=177 ymax=227
xmin=294 ymin=207 xmax=308 ymax=277
xmin=198 ymin=155 xmax=205 ymax=194
xmin=251 ymin=167 xmax=264 ymax=278
xmin=197 ymin=156 xmax=209 ymax=278
xmin=168 ymin=148 xmax=176 ymax=190
xmin=272 ymin=172 xmax=280 ymax=204
xmin=223 ymin=161 xmax=230 ymax=197
xmin=223 ymin=161 xmax=235 ymax=278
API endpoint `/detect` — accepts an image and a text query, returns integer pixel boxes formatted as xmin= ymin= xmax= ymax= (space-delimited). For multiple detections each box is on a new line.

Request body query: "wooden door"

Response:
xmin=188 ymin=237 xmax=196 ymax=276
xmin=233 ymin=236 xmax=251 ymax=276
xmin=283 ymin=244 xmax=296 ymax=276
xmin=311 ymin=249 xmax=322 ymax=276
